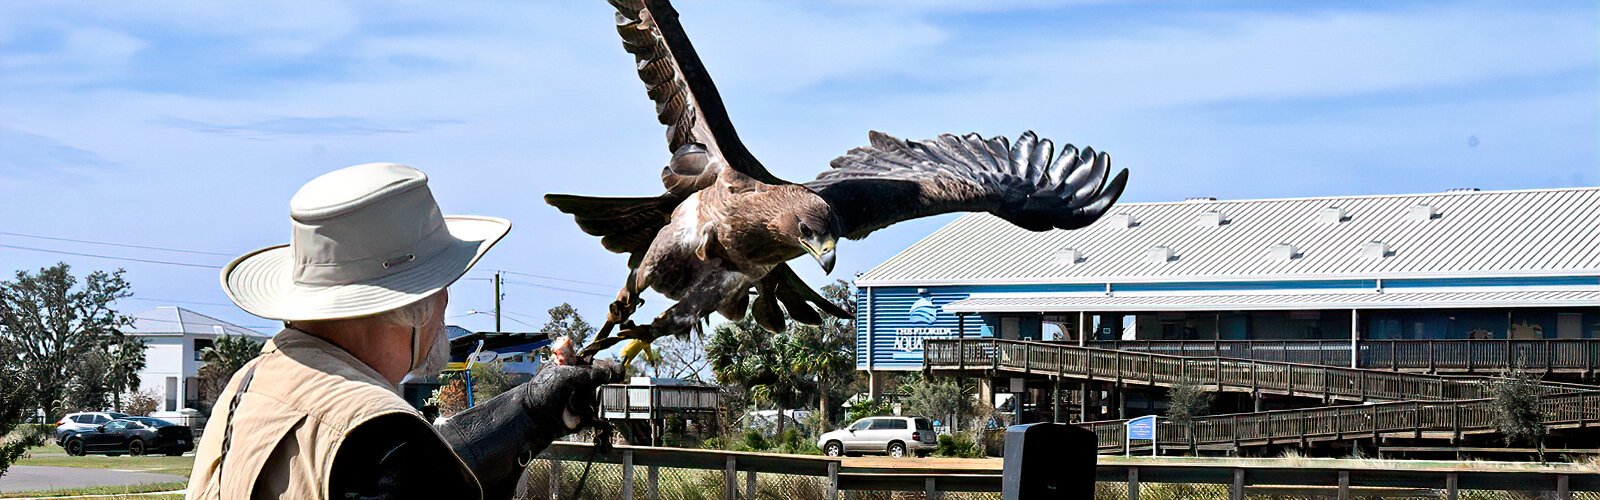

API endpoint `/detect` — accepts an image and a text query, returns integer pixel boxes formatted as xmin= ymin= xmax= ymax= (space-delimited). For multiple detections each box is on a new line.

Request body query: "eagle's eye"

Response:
xmin=799 ymin=223 xmax=813 ymax=238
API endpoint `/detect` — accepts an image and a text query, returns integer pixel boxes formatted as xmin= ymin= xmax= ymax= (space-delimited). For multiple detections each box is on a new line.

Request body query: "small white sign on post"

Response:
xmin=1125 ymin=415 xmax=1157 ymax=457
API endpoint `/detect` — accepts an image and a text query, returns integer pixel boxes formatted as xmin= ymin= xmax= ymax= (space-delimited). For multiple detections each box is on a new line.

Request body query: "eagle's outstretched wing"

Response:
xmin=807 ymin=131 xmax=1129 ymax=240
xmin=611 ymin=0 xmax=788 ymax=194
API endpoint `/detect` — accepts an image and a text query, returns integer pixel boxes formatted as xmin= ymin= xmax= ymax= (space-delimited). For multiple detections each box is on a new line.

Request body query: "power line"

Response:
xmin=500 ymin=279 xmax=613 ymax=298
xmin=493 ymin=270 xmax=614 ymax=289
xmin=124 ymin=296 xmax=237 ymax=307
xmin=0 ymin=231 xmax=236 ymax=256
xmin=0 ymin=244 xmax=224 ymax=269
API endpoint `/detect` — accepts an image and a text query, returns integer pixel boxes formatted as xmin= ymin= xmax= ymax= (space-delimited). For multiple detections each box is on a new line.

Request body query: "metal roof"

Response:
xmin=858 ymin=187 xmax=1600 ymax=286
xmin=944 ymin=289 xmax=1600 ymax=313
xmin=125 ymin=306 xmax=269 ymax=338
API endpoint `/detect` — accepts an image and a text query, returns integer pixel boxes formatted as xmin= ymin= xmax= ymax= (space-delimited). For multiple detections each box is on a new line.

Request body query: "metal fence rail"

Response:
xmin=926 ymin=339 xmax=1591 ymax=403
xmin=524 ymin=442 xmax=1600 ymax=499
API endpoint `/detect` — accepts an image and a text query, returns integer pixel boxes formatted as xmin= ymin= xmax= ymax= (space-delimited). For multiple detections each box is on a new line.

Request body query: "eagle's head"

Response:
xmin=773 ymin=189 xmax=840 ymax=273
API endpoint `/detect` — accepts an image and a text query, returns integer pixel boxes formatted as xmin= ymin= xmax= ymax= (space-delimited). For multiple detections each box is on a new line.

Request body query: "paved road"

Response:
xmin=0 ymin=465 xmax=186 ymax=494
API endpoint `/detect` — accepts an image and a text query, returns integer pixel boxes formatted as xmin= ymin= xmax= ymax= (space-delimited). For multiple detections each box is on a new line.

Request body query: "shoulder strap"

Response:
xmin=214 ymin=364 xmax=259 ymax=485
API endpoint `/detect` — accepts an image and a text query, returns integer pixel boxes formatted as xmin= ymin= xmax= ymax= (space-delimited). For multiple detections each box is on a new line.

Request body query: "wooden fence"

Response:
xmin=1079 ymin=391 xmax=1600 ymax=454
xmin=532 ymin=442 xmax=1600 ymax=499
xmin=1089 ymin=339 xmax=1600 ymax=373
xmin=925 ymin=339 xmax=1591 ymax=403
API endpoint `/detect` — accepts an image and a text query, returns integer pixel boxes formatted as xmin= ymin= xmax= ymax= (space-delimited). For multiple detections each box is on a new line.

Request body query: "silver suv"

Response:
xmin=817 ymin=416 xmax=937 ymax=458
xmin=55 ymin=411 xmax=129 ymax=444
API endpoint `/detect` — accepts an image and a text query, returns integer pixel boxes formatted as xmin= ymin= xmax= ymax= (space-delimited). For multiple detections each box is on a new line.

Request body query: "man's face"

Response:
xmin=403 ymin=290 xmax=452 ymax=382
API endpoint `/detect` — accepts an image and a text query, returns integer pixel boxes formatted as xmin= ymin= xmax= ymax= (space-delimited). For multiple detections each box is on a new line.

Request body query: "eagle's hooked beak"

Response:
xmin=804 ymin=237 xmax=837 ymax=274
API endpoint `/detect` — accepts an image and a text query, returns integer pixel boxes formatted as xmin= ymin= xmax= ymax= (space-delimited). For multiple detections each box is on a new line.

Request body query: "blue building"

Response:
xmin=854 ymin=187 xmax=1599 ymax=414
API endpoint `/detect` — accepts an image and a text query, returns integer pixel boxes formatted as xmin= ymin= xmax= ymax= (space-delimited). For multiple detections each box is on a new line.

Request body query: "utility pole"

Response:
xmin=493 ymin=271 xmax=503 ymax=333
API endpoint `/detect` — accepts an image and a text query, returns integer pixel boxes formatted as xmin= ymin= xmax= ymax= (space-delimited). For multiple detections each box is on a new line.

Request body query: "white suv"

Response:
xmin=55 ymin=411 xmax=129 ymax=444
xmin=817 ymin=416 xmax=937 ymax=458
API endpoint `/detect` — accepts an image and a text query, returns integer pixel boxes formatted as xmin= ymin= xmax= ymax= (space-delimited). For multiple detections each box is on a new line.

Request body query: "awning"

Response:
xmin=942 ymin=289 xmax=1600 ymax=313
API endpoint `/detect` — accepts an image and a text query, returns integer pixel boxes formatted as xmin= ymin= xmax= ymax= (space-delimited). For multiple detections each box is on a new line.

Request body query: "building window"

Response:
xmin=194 ymin=338 xmax=214 ymax=361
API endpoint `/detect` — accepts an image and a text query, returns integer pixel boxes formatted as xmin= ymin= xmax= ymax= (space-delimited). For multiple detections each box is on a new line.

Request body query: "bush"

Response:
xmin=773 ymin=428 xmax=820 ymax=455
xmin=736 ymin=429 xmax=769 ymax=452
xmin=935 ymin=432 xmax=984 ymax=458
xmin=124 ymin=389 xmax=160 ymax=416
xmin=844 ymin=398 xmax=892 ymax=423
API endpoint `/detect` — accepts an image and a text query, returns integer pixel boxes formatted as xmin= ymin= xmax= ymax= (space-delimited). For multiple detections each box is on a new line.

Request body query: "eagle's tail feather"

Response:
xmin=544 ymin=193 xmax=678 ymax=260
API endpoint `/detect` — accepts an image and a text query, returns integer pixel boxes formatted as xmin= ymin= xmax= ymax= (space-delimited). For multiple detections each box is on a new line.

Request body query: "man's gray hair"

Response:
xmin=380 ymin=293 xmax=440 ymax=330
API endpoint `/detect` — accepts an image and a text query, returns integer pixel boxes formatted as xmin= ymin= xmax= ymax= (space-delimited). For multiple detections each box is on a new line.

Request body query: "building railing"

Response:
xmin=1079 ymin=391 xmax=1600 ymax=454
xmin=1090 ymin=340 xmax=1352 ymax=366
xmin=600 ymin=384 xmax=721 ymax=418
xmin=924 ymin=339 xmax=1591 ymax=403
xmin=529 ymin=441 xmax=1600 ymax=498
xmin=1086 ymin=339 xmax=1600 ymax=372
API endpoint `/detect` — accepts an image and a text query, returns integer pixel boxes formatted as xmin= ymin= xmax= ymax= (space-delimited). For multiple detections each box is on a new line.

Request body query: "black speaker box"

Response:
xmin=1001 ymin=423 xmax=1097 ymax=499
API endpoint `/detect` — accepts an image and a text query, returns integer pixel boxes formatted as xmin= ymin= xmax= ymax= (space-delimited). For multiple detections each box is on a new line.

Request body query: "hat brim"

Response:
xmin=221 ymin=215 xmax=510 ymax=322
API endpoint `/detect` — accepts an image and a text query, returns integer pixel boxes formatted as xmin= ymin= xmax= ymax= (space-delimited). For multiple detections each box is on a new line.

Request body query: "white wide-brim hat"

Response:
xmin=222 ymin=163 xmax=510 ymax=322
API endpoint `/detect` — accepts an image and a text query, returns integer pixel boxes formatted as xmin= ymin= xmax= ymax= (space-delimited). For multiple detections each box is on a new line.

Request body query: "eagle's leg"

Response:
xmin=591 ymin=270 xmax=644 ymax=346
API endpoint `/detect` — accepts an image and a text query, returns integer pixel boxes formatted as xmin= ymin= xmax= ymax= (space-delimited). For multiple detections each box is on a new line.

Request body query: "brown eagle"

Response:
xmin=548 ymin=0 xmax=1129 ymax=358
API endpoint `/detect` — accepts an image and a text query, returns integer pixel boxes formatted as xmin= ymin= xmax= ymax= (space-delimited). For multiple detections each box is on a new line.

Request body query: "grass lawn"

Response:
xmin=15 ymin=443 xmax=195 ymax=477
xmin=0 ymin=481 xmax=186 ymax=499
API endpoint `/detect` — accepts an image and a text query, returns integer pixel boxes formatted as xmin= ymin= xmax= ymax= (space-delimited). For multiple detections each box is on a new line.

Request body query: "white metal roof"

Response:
xmin=125 ymin=306 xmax=269 ymax=338
xmin=944 ymin=289 xmax=1600 ymax=313
xmin=858 ymin=187 xmax=1600 ymax=286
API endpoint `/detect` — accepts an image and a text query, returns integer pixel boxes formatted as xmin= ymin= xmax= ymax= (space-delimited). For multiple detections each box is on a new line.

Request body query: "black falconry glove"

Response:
xmin=438 ymin=360 xmax=623 ymax=499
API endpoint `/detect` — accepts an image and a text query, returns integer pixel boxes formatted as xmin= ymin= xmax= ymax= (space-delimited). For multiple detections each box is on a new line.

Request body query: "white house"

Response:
xmin=125 ymin=306 xmax=269 ymax=413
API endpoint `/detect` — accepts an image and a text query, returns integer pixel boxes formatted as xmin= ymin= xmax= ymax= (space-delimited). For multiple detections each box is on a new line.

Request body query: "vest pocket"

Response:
xmin=217 ymin=396 xmax=308 ymax=498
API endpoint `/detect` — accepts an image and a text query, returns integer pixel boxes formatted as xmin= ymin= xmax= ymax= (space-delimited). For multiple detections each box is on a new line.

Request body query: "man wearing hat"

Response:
xmin=187 ymin=163 xmax=620 ymax=499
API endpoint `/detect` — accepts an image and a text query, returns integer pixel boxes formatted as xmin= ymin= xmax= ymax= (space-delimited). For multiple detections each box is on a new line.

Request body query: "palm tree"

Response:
xmin=707 ymin=317 xmax=812 ymax=438
xmin=107 ymin=334 xmax=146 ymax=411
xmin=197 ymin=335 xmax=264 ymax=411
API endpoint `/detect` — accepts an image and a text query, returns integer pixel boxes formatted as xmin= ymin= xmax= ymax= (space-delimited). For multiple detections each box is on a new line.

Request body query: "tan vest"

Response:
xmin=186 ymin=328 xmax=480 ymax=499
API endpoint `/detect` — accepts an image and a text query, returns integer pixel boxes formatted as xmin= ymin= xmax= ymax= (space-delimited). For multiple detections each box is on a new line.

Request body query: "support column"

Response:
xmin=1078 ymin=311 xmax=1087 ymax=346
xmin=1080 ymin=383 xmax=1091 ymax=422
xmin=1350 ymin=309 xmax=1360 ymax=369
xmin=1116 ymin=384 xmax=1127 ymax=420
xmin=1052 ymin=378 xmax=1061 ymax=423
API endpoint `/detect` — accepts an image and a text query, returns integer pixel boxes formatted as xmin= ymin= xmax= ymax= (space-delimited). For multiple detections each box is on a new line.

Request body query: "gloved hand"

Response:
xmin=439 ymin=360 xmax=623 ymax=499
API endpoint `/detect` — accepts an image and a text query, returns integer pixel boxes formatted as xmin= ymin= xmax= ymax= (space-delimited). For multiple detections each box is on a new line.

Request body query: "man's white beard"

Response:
xmin=399 ymin=323 xmax=449 ymax=388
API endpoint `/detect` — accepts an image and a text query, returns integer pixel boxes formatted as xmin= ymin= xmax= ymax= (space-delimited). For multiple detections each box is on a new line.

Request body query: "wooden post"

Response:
xmin=1445 ymin=473 xmax=1458 ymax=500
xmin=1350 ymin=309 xmax=1360 ymax=368
xmin=746 ymin=469 xmax=756 ymax=499
xmin=925 ymin=477 xmax=940 ymax=500
xmin=724 ymin=456 xmax=737 ymax=500
xmin=1337 ymin=471 xmax=1350 ymax=500
xmin=1127 ymin=467 xmax=1140 ymax=500
xmin=827 ymin=462 xmax=839 ymax=500
xmin=622 ymin=450 xmax=635 ymax=500
xmin=1558 ymin=474 xmax=1570 ymax=500
xmin=1052 ymin=378 xmax=1061 ymax=423
xmin=549 ymin=459 xmax=562 ymax=500
xmin=1231 ymin=468 xmax=1245 ymax=500
xmin=648 ymin=465 xmax=660 ymax=500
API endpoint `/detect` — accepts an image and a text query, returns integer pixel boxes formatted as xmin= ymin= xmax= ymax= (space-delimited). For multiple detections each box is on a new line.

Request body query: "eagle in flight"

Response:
xmin=548 ymin=0 xmax=1129 ymax=358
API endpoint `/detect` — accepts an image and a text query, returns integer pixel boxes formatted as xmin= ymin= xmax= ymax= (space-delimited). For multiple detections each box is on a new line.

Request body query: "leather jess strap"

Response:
xmin=215 ymin=365 xmax=259 ymax=486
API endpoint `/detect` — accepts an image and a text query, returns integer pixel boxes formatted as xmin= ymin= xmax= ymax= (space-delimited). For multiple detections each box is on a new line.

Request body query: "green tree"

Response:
xmin=1489 ymin=371 xmax=1546 ymax=462
xmin=0 ymin=263 xmax=134 ymax=420
xmin=0 ymin=331 xmax=32 ymax=478
xmin=784 ymin=280 xmax=857 ymax=429
xmin=539 ymin=303 xmax=595 ymax=345
xmin=107 ymin=334 xmax=147 ymax=411
xmin=707 ymin=316 xmax=812 ymax=437
xmin=1166 ymin=381 xmax=1213 ymax=455
xmin=899 ymin=373 xmax=976 ymax=431
xmin=197 ymin=335 xmax=264 ymax=412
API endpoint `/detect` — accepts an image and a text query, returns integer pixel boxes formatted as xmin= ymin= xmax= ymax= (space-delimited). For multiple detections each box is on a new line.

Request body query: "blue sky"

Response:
xmin=1 ymin=1 xmax=1596 ymax=337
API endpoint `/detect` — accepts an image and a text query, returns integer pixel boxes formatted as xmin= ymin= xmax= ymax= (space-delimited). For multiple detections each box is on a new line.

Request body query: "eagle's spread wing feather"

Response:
xmin=807 ymin=131 xmax=1129 ymax=240
xmin=610 ymin=0 xmax=788 ymax=194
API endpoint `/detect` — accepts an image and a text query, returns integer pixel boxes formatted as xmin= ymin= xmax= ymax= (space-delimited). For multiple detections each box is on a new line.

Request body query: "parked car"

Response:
xmin=816 ymin=416 xmax=937 ymax=458
xmin=54 ymin=411 xmax=129 ymax=444
xmin=149 ymin=409 xmax=207 ymax=435
xmin=61 ymin=418 xmax=194 ymax=457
